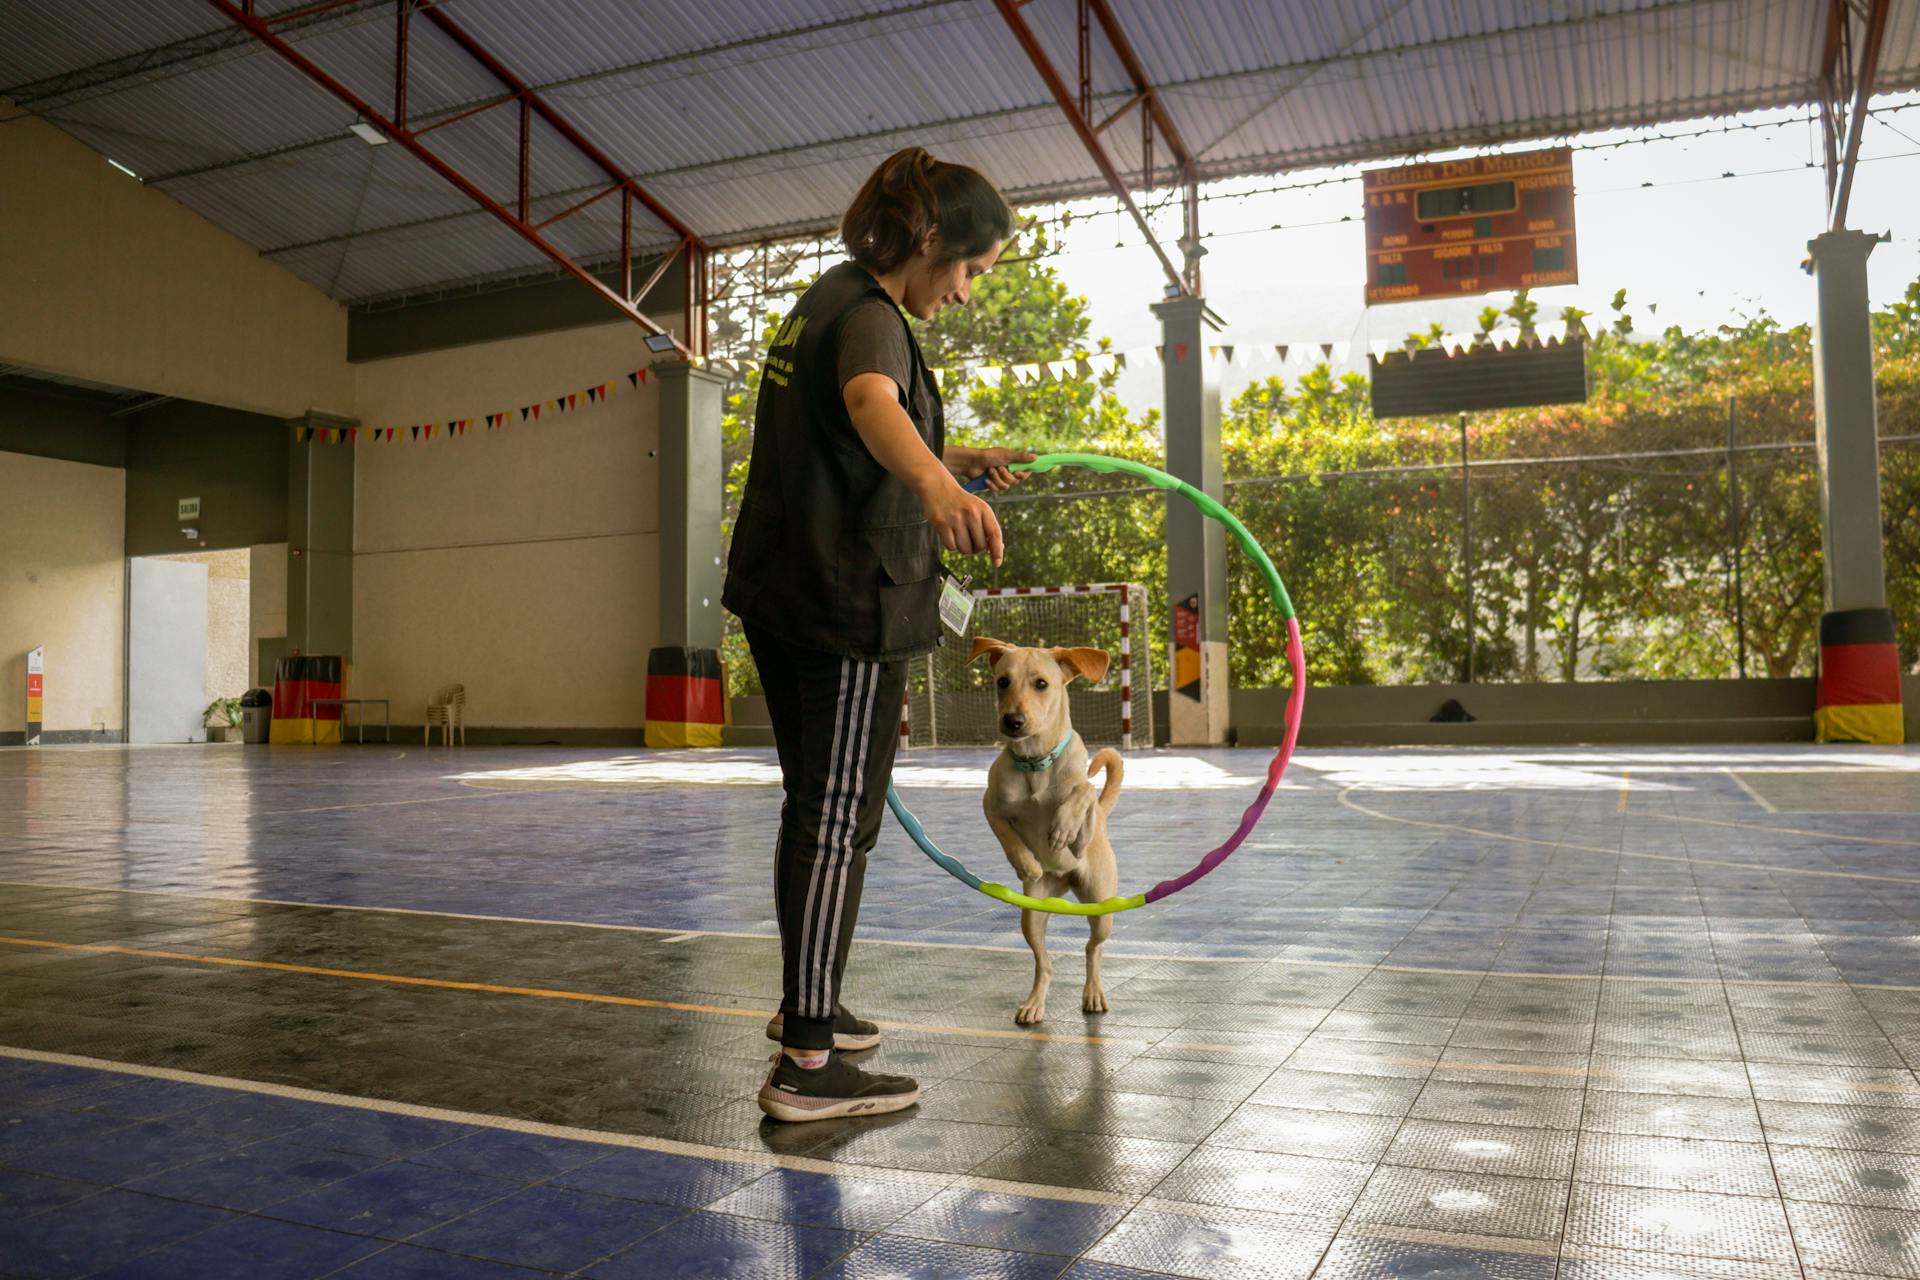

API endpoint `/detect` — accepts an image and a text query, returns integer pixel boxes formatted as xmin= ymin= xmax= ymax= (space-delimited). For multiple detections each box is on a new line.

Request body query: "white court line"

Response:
xmin=1621 ymin=805 xmax=1920 ymax=849
xmin=1338 ymin=787 xmax=1920 ymax=888
xmin=3 ymin=879 xmax=1915 ymax=990
xmin=1727 ymin=769 xmax=1782 ymax=813
xmin=0 ymin=1044 xmax=1727 ymax=1263
xmin=0 ymin=1045 xmax=1126 ymax=1206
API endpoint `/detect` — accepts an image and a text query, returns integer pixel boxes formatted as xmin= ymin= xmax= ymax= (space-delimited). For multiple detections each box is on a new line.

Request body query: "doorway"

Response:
xmin=127 ymin=548 xmax=252 ymax=743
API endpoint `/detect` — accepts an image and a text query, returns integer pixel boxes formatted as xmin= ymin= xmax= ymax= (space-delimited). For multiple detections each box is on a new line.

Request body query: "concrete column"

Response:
xmin=286 ymin=412 xmax=355 ymax=660
xmin=653 ymin=362 xmax=728 ymax=650
xmin=1807 ymin=229 xmax=1890 ymax=613
xmin=1153 ymin=295 xmax=1228 ymax=745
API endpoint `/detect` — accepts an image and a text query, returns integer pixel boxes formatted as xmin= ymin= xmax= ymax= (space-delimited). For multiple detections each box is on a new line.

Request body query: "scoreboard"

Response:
xmin=1363 ymin=147 xmax=1577 ymax=305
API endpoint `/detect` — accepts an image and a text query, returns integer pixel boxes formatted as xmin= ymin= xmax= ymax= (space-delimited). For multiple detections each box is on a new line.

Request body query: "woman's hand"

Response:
xmin=947 ymin=446 xmax=1038 ymax=493
xmin=975 ymin=446 xmax=1037 ymax=493
xmin=918 ymin=478 xmax=1005 ymax=566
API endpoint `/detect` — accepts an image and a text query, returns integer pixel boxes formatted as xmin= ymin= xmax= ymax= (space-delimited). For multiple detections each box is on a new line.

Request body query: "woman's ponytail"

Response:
xmin=841 ymin=146 xmax=1012 ymax=274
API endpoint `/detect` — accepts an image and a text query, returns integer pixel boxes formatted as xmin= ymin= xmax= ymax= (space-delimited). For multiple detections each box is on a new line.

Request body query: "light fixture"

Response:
xmin=347 ymin=119 xmax=388 ymax=146
xmin=181 ymin=526 xmax=199 ymax=540
xmin=643 ymin=332 xmax=678 ymax=354
xmin=106 ymin=158 xmax=140 ymax=180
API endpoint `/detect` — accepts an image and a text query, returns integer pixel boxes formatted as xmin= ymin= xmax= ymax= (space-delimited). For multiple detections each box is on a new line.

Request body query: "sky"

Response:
xmin=1018 ymin=95 xmax=1920 ymax=420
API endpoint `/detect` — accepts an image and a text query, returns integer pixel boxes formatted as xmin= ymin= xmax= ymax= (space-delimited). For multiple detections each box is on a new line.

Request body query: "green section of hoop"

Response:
xmin=1012 ymin=453 xmax=1296 ymax=620
xmin=979 ymin=882 xmax=1148 ymax=915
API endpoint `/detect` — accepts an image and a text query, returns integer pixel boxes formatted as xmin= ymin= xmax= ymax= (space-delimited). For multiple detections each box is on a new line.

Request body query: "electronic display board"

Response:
xmin=1364 ymin=147 xmax=1576 ymax=304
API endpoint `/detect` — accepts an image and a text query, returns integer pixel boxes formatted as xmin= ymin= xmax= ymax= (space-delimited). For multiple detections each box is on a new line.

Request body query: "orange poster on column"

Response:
xmin=25 ymin=646 xmax=43 ymax=747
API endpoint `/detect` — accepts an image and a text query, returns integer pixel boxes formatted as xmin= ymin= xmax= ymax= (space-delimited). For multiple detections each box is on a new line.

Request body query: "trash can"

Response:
xmin=240 ymin=688 xmax=273 ymax=745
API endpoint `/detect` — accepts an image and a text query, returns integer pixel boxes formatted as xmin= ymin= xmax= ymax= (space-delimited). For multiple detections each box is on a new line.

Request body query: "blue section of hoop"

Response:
xmin=886 ymin=788 xmax=982 ymax=891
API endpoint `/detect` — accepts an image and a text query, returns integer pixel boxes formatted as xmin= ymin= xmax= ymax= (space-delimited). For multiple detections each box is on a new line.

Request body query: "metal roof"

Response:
xmin=6 ymin=0 xmax=1915 ymax=307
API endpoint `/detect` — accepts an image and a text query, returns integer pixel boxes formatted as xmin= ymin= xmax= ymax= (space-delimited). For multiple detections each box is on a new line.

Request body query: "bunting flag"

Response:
xmin=289 ymin=360 xmax=677 ymax=448
xmin=296 ymin=319 xmax=1600 ymax=453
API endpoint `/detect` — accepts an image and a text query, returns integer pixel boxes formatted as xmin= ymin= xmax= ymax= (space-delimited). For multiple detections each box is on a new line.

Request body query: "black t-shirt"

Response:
xmin=722 ymin=263 xmax=947 ymax=661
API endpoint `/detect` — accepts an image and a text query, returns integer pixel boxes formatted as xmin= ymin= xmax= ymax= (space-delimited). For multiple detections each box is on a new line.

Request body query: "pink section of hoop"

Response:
xmin=1142 ymin=615 xmax=1306 ymax=903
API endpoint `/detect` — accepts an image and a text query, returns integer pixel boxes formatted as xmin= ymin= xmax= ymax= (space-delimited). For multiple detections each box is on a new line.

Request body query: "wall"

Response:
xmin=0 ymin=112 xmax=351 ymax=418
xmin=351 ymin=323 xmax=661 ymax=730
xmin=1230 ymin=678 xmax=1869 ymax=746
xmin=0 ymin=381 xmax=126 ymax=468
xmin=250 ymin=543 xmax=288 ymax=688
xmin=124 ymin=400 xmax=289 ymax=557
xmin=0 ymin=452 xmax=126 ymax=741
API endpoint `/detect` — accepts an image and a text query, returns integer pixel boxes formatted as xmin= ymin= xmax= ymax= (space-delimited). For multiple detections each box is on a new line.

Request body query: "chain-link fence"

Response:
xmin=725 ymin=401 xmax=1919 ymax=694
xmin=975 ymin=404 xmax=1920 ymax=688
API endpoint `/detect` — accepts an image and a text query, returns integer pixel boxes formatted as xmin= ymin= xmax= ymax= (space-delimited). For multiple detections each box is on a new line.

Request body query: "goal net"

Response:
xmin=903 ymin=583 xmax=1152 ymax=751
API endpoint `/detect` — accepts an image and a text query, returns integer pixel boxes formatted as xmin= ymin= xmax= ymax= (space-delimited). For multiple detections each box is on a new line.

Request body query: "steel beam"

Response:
xmin=418 ymin=7 xmax=703 ymax=248
xmin=1821 ymin=0 xmax=1891 ymax=231
xmin=204 ymin=0 xmax=705 ymax=351
xmin=393 ymin=0 xmax=409 ymax=126
xmin=1087 ymin=0 xmax=1202 ymax=288
xmin=992 ymin=0 xmax=1193 ymax=295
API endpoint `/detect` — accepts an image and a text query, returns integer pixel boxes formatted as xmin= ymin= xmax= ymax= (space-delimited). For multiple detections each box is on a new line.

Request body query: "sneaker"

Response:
xmin=757 ymin=1052 xmax=920 ymax=1123
xmin=764 ymin=1006 xmax=882 ymax=1052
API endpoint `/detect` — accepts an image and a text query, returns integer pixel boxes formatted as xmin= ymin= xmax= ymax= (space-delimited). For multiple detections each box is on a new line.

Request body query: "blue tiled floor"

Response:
xmin=2 ymin=743 xmax=1919 ymax=1277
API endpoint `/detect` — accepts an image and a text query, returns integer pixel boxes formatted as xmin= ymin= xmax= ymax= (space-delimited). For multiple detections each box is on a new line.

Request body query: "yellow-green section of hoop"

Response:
xmin=980 ymin=882 xmax=1147 ymax=915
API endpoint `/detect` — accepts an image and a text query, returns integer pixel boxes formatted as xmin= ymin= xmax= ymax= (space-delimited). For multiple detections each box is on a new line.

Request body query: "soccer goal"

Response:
xmin=902 ymin=583 xmax=1152 ymax=751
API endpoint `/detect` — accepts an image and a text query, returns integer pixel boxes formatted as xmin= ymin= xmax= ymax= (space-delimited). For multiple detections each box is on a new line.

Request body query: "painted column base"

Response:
xmin=1814 ymin=608 xmax=1903 ymax=745
xmin=645 ymin=647 xmax=724 ymax=749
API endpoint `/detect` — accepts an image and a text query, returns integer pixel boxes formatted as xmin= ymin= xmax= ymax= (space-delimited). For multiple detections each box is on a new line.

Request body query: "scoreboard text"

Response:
xmin=1363 ymin=147 xmax=1577 ymax=305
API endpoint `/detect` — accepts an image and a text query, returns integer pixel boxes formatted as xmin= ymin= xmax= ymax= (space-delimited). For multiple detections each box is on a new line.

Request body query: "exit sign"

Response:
xmin=1363 ymin=147 xmax=1577 ymax=304
xmin=178 ymin=497 xmax=200 ymax=520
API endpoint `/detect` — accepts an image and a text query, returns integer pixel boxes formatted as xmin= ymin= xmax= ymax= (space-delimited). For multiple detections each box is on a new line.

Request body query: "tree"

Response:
xmin=718 ymin=238 xmax=1920 ymax=693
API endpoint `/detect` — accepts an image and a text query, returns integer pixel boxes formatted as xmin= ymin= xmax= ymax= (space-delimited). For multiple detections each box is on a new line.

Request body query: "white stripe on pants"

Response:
xmin=795 ymin=658 xmax=877 ymax=1018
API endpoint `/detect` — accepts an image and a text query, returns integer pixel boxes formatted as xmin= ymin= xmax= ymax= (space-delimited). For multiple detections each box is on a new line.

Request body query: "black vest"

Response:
xmin=723 ymin=263 xmax=947 ymax=661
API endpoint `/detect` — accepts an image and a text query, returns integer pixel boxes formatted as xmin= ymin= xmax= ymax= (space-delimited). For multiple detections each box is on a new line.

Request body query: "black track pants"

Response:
xmin=745 ymin=622 xmax=910 ymax=1052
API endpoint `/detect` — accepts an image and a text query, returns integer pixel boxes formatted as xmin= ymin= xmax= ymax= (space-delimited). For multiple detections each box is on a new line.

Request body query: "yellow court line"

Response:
xmin=7 ymin=935 xmax=1920 ymax=1094
xmin=0 ymin=934 xmax=1124 ymax=1047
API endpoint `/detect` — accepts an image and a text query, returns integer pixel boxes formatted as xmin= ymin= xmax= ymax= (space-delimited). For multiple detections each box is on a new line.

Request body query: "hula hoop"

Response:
xmin=885 ymin=451 xmax=1306 ymax=916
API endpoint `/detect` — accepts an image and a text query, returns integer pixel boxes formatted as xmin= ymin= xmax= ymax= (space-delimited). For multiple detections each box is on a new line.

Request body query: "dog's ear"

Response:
xmin=971 ymin=636 xmax=1011 ymax=668
xmin=1050 ymin=647 xmax=1110 ymax=685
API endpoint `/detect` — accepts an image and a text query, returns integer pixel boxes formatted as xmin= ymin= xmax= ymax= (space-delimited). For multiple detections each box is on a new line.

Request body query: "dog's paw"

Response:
xmin=1050 ymin=794 xmax=1094 ymax=857
xmin=1082 ymin=985 xmax=1107 ymax=1014
xmin=1016 ymin=998 xmax=1047 ymax=1025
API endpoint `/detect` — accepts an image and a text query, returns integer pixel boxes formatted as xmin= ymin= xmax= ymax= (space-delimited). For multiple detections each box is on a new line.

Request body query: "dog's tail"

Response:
xmin=1088 ymin=749 xmax=1124 ymax=815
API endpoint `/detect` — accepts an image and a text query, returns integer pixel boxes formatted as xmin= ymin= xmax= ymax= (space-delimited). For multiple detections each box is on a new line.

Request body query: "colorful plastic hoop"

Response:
xmin=885 ymin=451 xmax=1306 ymax=916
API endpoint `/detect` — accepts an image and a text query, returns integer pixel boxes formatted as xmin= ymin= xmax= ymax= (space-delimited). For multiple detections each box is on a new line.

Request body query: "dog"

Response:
xmin=971 ymin=636 xmax=1124 ymax=1025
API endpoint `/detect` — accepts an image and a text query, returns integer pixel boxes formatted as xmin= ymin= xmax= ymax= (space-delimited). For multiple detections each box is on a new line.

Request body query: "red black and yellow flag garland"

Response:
xmin=291 ymin=367 xmax=656 ymax=446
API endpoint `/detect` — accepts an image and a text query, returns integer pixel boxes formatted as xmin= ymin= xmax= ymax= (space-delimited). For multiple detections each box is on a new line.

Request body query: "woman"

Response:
xmin=723 ymin=147 xmax=1030 ymax=1122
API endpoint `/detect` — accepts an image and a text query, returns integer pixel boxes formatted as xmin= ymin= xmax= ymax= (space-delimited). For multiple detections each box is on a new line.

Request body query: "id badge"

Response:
xmin=938 ymin=571 xmax=975 ymax=636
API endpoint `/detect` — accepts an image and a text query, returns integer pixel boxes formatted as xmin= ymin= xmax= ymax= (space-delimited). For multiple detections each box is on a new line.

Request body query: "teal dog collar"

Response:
xmin=1010 ymin=728 xmax=1074 ymax=773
